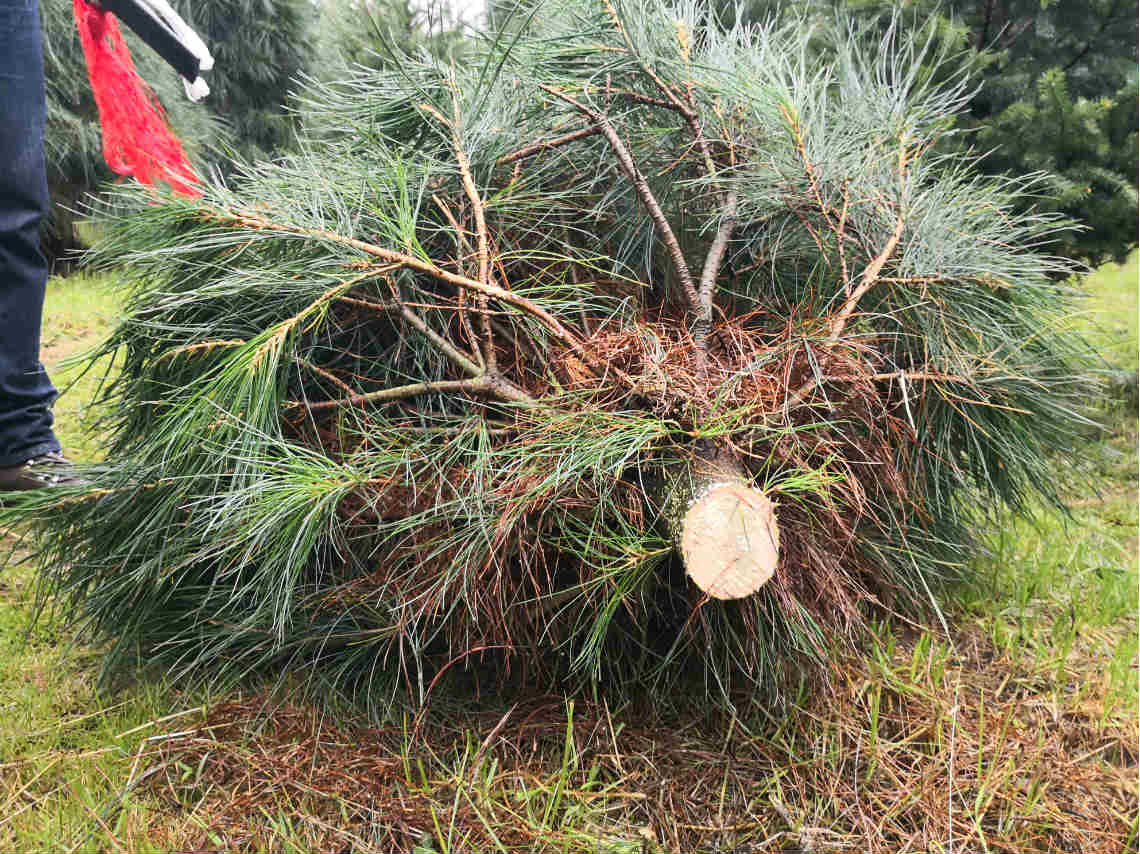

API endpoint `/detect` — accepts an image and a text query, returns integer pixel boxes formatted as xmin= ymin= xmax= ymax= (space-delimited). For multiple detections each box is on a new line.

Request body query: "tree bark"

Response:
xmin=666 ymin=453 xmax=780 ymax=600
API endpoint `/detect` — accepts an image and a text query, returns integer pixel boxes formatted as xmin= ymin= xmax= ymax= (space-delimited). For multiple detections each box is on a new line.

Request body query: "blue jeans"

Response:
xmin=0 ymin=0 xmax=60 ymax=468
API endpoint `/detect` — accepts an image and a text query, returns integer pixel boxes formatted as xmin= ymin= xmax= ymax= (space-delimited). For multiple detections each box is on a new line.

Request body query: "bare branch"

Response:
xmin=449 ymin=90 xmax=497 ymax=373
xmin=293 ymin=357 xmax=356 ymax=395
xmin=828 ymin=141 xmax=911 ymax=343
xmin=611 ymin=89 xmax=676 ymax=109
xmin=827 ymin=209 xmax=906 ymax=342
xmin=836 ymin=180 xmax=851 ymax=296
xmin=294 ymin=376 xmax=532 ymax=411
xmin=431 ymin=194 xmax=484 ymax=370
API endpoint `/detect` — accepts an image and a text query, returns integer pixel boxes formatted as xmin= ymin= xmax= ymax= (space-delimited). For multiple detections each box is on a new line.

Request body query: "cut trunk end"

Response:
xmin=669 ymin=458 xmax=780 ymax=600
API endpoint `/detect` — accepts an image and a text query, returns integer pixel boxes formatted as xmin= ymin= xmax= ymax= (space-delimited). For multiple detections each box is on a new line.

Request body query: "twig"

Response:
xmin=293 ymin=376 xmax=532 ymax=411
xmin=675 ymin=18 xmax=718 ymax=181
xmin=210 ymin=210 xmax=644 ymax=394
xmin=294 ymin=357 xmax=356 ymax=395
xmin=827 ymin=209 xmax=906 ymax=343
xmin=837 ymin=180 xmax=851 ymax=296
xmin=470 ymin=704 xmax=517 ymax=774
xmin=601 ymin=4 xmax=721 ymax=210
xmin=834 ymin=370 xmax=969 ymax=384
xmin=0 ymin=757 xmax=60 ymax=818
xmin=539 ymin=85 xmax=699 ymax=312
xmin=784 ymin=107 xmax=859 ymax=295
xmin=828 ymin=140 xmax=911 ymax=342
xmin=612 ymin=89 xmax=675 ymax=109
xmin=432 ymin=194 xmax=484 ymax=370
xmin=338 ymin=294 xmax=483 ymax=377
xmin=783 ymin=105 xmax=837 ymax=231
xmin=497 ymin=127 xmax=600 ymax=165
xmin=447 ymin=89 xmax=497 ymax=372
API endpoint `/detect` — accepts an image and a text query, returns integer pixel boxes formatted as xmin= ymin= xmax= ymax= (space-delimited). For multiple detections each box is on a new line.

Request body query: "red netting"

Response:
xmin=72 ymin=0 xmax=201 ymax=197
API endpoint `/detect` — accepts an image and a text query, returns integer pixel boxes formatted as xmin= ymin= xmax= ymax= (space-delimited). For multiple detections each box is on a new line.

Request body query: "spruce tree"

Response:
xmin=8 ymin=2 xmax=1093 ymax=711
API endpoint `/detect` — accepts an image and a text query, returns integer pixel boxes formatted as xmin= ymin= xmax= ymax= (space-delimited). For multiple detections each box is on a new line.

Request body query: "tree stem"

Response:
xmin=694 ymin=189 xmax=737 ymax=346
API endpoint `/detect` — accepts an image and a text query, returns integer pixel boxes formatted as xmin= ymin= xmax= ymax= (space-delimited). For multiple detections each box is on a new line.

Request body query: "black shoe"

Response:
xmin=0 ymin=452 xmax=81 ymax=491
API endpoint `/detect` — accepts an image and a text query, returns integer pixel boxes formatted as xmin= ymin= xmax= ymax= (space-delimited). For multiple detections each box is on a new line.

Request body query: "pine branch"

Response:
xmin=210 ymin=210 xmax=582 ymax=352
xmin=601 ymin=0 xmax=690 ymax=121
xmin=294 ymin=376 xmax=532 ymax=411
xmin=538 ymin=85 xmax=700 ymax=313
xmin=211 ymin=208 xmax=640 ymax=394
xmin=497 ymin=127 xmax=600 ymax=165
xmin=694 ymin=188 xmax=737 ymax=346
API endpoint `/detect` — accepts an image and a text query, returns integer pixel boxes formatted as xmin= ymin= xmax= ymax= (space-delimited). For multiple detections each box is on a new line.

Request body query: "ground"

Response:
xmin=1 ymin=257 xmax=1136 ymax=852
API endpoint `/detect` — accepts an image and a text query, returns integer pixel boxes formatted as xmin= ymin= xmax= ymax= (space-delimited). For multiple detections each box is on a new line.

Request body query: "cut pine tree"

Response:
xmin=5 ymin=0 xmax=1094 ymax=711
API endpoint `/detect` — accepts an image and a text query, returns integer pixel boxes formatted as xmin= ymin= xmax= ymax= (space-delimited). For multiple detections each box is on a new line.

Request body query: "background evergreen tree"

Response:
xmin=40 ymin=0 xmax=318 ymax=263
xmin=9 ymin=1 xmax=1094 ymax=713
xmin=315 ymin=0 xmax=473 ymax=75
xmin=832 ymin=0 xmax=1138 ymax=267
xmin=40 ymin=0 xmax=218 ymax=266
xmin=174 ymin=0 xmax=316 ymax=168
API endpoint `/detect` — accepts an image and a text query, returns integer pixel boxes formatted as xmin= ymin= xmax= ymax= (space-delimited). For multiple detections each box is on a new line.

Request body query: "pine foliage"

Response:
xmin=11 ymin=2 xmax=1094 ymax=712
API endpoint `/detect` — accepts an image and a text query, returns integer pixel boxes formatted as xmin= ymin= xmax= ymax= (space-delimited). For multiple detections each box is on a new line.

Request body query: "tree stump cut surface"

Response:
xmin=680 ymin=480 xmax=780 ymax=599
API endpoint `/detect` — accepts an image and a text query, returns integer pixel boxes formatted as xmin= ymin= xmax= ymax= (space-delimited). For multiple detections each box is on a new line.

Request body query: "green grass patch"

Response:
xmin=1078 ymin=250 xmax=1139 ymax=372
xmin=41 ymin=271 xmax=122 ymax=463
xmin=1 ymin=274 xmax=193 ymax=850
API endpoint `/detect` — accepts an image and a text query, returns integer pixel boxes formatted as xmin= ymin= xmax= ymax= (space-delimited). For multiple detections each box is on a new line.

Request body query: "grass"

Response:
xmin=1 ymin=256 xmax=1136 ymax=851
xmin=1078 ymin=252 xmax=1139 ymax=372
xmin=36 ymin=272 xmax=122 ymax=463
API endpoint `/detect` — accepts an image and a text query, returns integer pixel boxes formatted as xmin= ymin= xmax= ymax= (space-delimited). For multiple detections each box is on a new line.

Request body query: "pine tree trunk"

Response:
xmin=666 ymin=450 xmax=780 ymax=600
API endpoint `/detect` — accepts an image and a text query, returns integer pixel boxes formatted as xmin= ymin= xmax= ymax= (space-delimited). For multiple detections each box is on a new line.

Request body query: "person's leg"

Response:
xmin=0 ymin=0 xmax=62 ymax=471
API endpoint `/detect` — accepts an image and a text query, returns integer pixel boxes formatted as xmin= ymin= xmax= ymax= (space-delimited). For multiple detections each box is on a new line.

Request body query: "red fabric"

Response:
xmin=72 ymin=0 xmax=201 ymax=197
